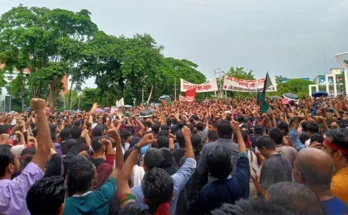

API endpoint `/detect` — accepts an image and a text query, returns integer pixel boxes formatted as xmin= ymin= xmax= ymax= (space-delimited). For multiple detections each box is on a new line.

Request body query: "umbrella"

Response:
xmin=283 ymin=93 xmax=299 ymax=100
xmin=124 ymin=105 xmax=132 ymax=108
xmin=159 ymin=95 xmax=170 ymax=100
xmin=139 ymin=109 xmax=153 ymax=118
xmin=94 ymin=108 xmax=103 ymax=113
xmin=312 ymin=91 xmax=328 ymax=98
xmin=104 ymin=107 xmax=111 ymax=110
xmin=282 ymin=98 xmax=289 ymax=105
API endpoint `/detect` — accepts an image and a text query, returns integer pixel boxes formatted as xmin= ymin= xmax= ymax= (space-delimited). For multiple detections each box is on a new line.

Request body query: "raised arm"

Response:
xmin=182 ymin=126 xmax=194 ymax=159
xmin=116 ymin=133 xmax=155 ymax=208
xmin=30 ymin=98 xmax=52 ymax=171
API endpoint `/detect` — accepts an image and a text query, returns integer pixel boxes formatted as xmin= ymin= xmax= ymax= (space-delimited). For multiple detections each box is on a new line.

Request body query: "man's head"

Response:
xmin=207 ymin=146 xmax=233 ymax=180
xmin=309 ymin=133 xmax=324 ymax=149
xmin=58 ymin=128 xmax=71 ymax=143
xmin=157 ymin=136 xmax=170 ymax=149
xmin=266 ymin=182 xmax=326 ymax=215
xmin=217 ymin=120 xmax=232 ymax=139
xmin=91 ymin=137 xmax=104 ymax=153
xmin=207 ymin=131 xmax=218 ymax=143
xmin=26 ymin=176 xmax=65 ymax=215
xmin=67 ymin=155 xmax=95 ymax=196
xmin=120 ymin=129 xmax=133 ymax=144
xmin=143 ymin=148 xmax=165 ymax=172
xmin=195 ymin=122 xmax=204 ymax=131
xmin=208 ymin=121 xmax=218 ymax=132
xmin=255 ymin=136 xmax=276 ymax=158
xmin=70 ymin=126 xmax=82 ymax=139
xmin=322 ymin=128 xmax=348 ymax=170
xmin=0 ymin=144 xmax=20 ymax=179
xmin=269 ymin=128 xmax=283 ymax=146
xmin=142 ymin=168 xmax=174 ymax=213
xmin=306 ymin=122 xmax=320 ymax=136
xmin=92 ymin=125 xmax=104 ymax=137
xmin=277 ymin=122 xmax=289 ymax=135
xmin=254 ymin=125 xmax=264 ymax=136
xmin=293 ymin=148 xmax=334 ymax=191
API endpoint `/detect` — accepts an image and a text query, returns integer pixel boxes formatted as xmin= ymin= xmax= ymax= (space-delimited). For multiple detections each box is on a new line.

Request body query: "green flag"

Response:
xmin=262 ymin=72 xmax=272 ymax=97
xmin=257 ymin=91 xmax=270 ymax=113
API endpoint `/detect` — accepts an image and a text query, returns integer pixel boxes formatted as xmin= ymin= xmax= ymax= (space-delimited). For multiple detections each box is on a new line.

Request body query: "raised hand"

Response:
xmin=30 ymin=98 xmax=46 ymax=112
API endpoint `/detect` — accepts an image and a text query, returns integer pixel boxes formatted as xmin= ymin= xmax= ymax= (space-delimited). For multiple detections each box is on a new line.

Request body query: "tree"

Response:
xmin=276 ymin=79 xmax=314 ymax=98
xmin=275 ymin=75 xmax=287 ymax=85
xmin=0 ymin=5 xmax=98 ymax=109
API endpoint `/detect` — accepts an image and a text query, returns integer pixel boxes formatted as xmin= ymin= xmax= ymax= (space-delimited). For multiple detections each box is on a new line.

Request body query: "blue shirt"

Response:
xmin=321 ymin=196 xmax=348 ymax=215
xmin=132 ymin=158 xmax=196 ymax=214
xmin=289 ymin=128 xmax=305 ymax=152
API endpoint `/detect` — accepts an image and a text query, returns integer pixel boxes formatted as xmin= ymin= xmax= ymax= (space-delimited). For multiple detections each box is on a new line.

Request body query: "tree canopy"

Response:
xmin=0 ymin=5 xmax=207 ymax=110
xmin=276 ymin=79 xmax=314 ymax=98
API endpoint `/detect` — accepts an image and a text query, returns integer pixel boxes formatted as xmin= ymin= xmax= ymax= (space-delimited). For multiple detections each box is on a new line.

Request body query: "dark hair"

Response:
xmin=176 ymin=131 xmax=185 ymax=148
xmin=237 ymin=114 xmax=244 ymax=123
xmin=26 ymin=176 xmax=65 ymax=214
xmin=310 ymin=133 xmax=324 ymax=144
xmin=67 ymin=155 xmax=94 ymax=196
xmin=70 ymin=126 xmax=82 ymax=139
xmin=152 ymin=123 xmax=160 ymax=135
xmin=269 ymin=128 xmax=283 ymax=145
xmin=299 ymin=132 xmax=310 ymax=145
xmin=207 ymin=146 xmax=233 ymax=180
xmin=255 ymin=136 xmax=275 ymax=150
xmin=120 ymin=129 xmax=132 ymax=142
xmin=91 ymin=136 xmax=102 ymax=153
xmin=145 ymin=121 xmax=153 ymax=128
xmin=217 ymin=120 xmax=233 ymax=139
xmin=195 ymin=122 xmax=204 ymax=131
xmin=157 ymin=130 xmax=169 ymax=138
xmin=191 ymin=134 xmax=202 ymax=155
xmin=325 ymin=128 xmax=348 ymax=160
xmin=267 ymin=182 xmax=326 ymax=215
xmin=125 ymin=125 xmax=135 ymax=135
xmin=59 ymin=128 xmax=71 ymax=141
xmin=161 ymin=125 xmax=170 ymax=131
xmin=306 ymin=122 xmax=320 ymax=134
xmin=144 ymin=148 xmax=165 ymax=171
xmin=211 ymin=198 xmax=296 ymax=215
xmin=157 ymin=136 xmax=170 ymax=149
xmin=92 ymin=125 xmax=104 ymax=137
xmin=142 ymin=168 xmax=174 ymax=213
xmin=0 ymin=145 xmax=14 ymax=177
xmin=208 ymin=131 xmax=218 ymax=142
xmin=277 ymin=122 xmax=289 ymax=135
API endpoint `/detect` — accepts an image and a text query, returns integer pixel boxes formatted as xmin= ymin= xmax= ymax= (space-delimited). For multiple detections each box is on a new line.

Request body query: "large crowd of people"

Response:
xmin=0 ymin=95 xmax=348 ymax=215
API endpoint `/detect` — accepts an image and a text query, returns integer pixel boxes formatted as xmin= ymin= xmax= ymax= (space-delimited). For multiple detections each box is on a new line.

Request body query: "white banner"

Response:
xmin=179 ymin=95 xmax=195 ymax=102
xmin=223 ymin=75 xmax=277 ymax=92
xmin=180 ymin=78 xmax=218 ymax=92
xmin=116 ymin=98 xmax=124 ymax=107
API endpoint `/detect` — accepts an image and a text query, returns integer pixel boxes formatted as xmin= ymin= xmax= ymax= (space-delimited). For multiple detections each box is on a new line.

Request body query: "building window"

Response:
xmin=7 ymin=76 xmax=13 ymax=81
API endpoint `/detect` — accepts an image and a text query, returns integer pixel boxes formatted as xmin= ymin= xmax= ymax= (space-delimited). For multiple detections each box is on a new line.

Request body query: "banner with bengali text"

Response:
xmin=180 ymin=78 xmax=218 ymax=92
xmin=179 ymin=95 xmax=195 ymax=102
xmin=223 ymin=75 xmax=277 ymax=92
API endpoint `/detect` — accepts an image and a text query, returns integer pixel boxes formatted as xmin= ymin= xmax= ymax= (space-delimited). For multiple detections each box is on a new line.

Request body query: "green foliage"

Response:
xmin=80 ymin=88 xmax=101 ymax=111
xmin=0 ymin=5 xmax=207 ymax=109
xmin=275 ymin=75 xmax=287 ymax=85
xmin=276 ymin=79 xmax=314 ymax=99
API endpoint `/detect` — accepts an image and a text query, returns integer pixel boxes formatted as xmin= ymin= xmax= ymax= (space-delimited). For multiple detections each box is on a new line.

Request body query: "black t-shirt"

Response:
xmin=89 ymin=157 xmax=106 ymax=168
xmin=172 ymin=149 xmax=185 ymax=167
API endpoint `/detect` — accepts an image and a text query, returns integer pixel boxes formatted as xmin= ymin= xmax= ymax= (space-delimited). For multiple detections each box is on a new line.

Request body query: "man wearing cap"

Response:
xmin=322 ymin=128 xmax=348 ymax=204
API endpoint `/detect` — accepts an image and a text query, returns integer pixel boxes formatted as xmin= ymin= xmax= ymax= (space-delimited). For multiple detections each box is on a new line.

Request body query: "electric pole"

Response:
xmin=138 ymin=87 xmax=146 ymax=103
xmin=173 ymin=78 xmax=177 ymax=101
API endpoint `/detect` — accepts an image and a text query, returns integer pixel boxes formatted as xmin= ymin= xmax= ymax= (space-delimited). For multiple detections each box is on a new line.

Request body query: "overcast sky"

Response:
xmin=1 ymin=0 xmax=348 ymax=88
